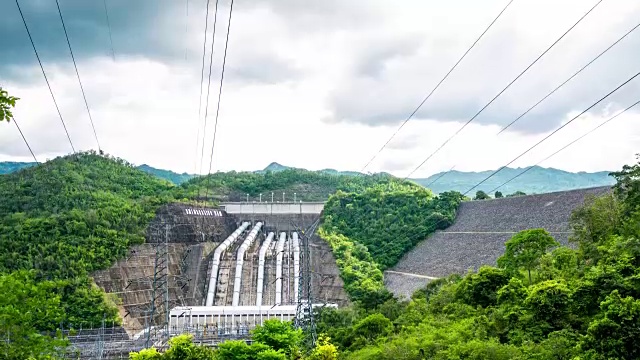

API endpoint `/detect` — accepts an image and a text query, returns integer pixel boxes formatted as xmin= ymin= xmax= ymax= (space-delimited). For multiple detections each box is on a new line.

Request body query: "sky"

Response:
xmin=1 ymin=0 xmax=639 ymax=178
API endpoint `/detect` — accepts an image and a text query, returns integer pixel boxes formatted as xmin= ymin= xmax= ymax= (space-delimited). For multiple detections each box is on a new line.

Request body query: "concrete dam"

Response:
xmin=91 ymin=201 xmax=347 ymax=345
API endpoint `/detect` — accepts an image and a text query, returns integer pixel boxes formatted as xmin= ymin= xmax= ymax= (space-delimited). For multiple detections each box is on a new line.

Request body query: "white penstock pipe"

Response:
xmin=292 ymin=232 xmax=300 ymax=303
xmin=275 ymin=232 xmax=286 ymax=305
xmin=256 ymin=232 xmax=275 ymax=307
xmin=232 ymin=222 xmax=263 ymax=306
xmin=206 ymin=222 xmax=250 ymax=306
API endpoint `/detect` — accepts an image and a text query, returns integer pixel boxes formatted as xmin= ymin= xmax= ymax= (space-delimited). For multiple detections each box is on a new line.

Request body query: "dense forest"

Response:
xmin=0 ymin=152 xmax=180 ymax=358
xmin=181 ymin=168 xmax=396 ymax=202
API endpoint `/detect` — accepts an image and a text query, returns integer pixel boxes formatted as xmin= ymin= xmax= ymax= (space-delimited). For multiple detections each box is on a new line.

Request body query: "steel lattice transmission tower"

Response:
xmin=293 ymin=219 xmax=320 ymax=347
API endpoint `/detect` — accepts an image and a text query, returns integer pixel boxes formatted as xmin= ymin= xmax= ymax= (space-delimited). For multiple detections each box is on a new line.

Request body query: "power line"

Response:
xmin=198 ymin=0 xmax=222 ymax=180
xmin=55 ymin=0 xmax=102 ymax=152
xmin=427 ymin=17 xmax=640 ymax=186
xmin=194 ymin=0 xmax=213 ymax=177
xmin=360 ymin=0 xmax=516 ymax=172
xmin=102 ymin=0 xmax=115 ymax=61
xmin=425 ymin=165 xmax=456 ymax=187
xmin=404 ymin=0 xmax=605 ymax=179
xmin=12 ymin=118 xmax=39 ymax=163
xmin=15 ymin=0 xmax=75 ymax=153
xmin=488 ymin=99 xmax=640 ymax=193
xmin=462 ymin=69 xmax=640 ymax=196
xmin=204 ymin=0 xmax=236 ymax=202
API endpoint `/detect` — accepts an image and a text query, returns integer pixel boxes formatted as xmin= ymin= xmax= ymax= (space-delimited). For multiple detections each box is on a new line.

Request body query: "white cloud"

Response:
xmin=1 ymin=0 xmax=639 ymax=178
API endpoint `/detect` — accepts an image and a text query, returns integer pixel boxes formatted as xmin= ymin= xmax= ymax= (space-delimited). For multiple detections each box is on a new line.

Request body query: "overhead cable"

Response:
xmin=55 ymin=0 xmax=102 ymax=151
xmin=15 ymin=0 xmax=75 ymax=153
xmin=102 ymin=0 xmax=115 ymax=61
xmin=405 ymin=0 xmax=605 ymax=179
xmin=13 ymin=118 xmax=39 ymax=163
xmin=429 ymin=17 xmax=640 ymax=185
xmin=194 ymin=0 xmax=213 ymax=176
xmin=198 ymin=0 xmax=222 ymax=179
xmin=204 ymin=0 xmax=236 ymax=202
xmin=462 ymin=69 xmax=640 ymax=196
xmin=488 ymin=99 xmax=640 ymax=193
xmin=360 ymin=0 xmax=516 ymax=172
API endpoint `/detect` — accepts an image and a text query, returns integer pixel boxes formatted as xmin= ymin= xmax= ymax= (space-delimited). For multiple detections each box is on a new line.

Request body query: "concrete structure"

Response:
xmin=386 ymin=186 xmax=611 ymax=298
xmin=292 ymin=232 xmax=300 ymax=302
xmin=221 ymin=202 xmax=325 ymax=215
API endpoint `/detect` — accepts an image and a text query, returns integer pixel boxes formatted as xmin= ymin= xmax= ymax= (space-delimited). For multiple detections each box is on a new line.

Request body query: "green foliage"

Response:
xmin=322 ymin=184 xmax=461 ymax=270
xmin=474 ymin=190 xmax=490 ymax=200
xmin=250 ymin=319 xmax=302 ymax=356
xmin=0 ymin=87 xmax=19 ymax=123
xmin=494 ymin=191 xmax=503 ymax=198
xmin=497 ymin=228 xmax=559 ymax=285
xmin=182 ymin=168 xmax=396 ymax=202
xmin=0 ymin=271 xmax=69 ymax=359
xmin=0 ymin=152 xmax=177 ymax=331
xmin=506 ymin=190 xmax=527 ymax=197
xmin=310 ymin=157 xmax=640 ymax=359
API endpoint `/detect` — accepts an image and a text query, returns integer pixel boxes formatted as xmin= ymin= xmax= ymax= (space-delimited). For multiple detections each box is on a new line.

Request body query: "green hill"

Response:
xmin=0 ymin=161 xmax=36 ymax=174
xmin=0 ymin=152 xmax=178 ymax=331
xmin=413 ymin=165 xmax=615 ymax=195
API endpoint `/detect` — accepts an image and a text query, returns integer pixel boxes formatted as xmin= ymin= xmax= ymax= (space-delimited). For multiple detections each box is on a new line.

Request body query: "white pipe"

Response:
xmin=292 ymin=232 xmax=300 ymax=303
xmin=275 ymin=232 xmax=286 ymax=305
xmin=206 ymin=222 xmax=250 ymax=306
xmin=256 ymin=232 xmax=275 ymax=307
xmin=232 ymin=222 xmax=263 ymax=306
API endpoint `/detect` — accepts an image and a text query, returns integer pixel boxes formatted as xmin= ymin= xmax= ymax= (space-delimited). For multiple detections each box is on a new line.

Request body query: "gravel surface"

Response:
xmin=385 ymin=186 xmax=611 ymax=297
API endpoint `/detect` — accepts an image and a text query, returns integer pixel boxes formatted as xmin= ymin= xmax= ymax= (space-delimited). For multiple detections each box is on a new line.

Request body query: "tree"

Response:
xmin=308 ymin=335 xmax=338 ymax=360
xmin=474 ymin=190 xmax=490 ymax=200
xmin=0 ymin=87 xmax=19 ymax=122
xmin=506 ymin=191 xmax=527 ymax=197
xmin=251 ymin=320 xmax=302 ymax=356
xmin=497 ymin=229 xmax=559 ymax=285
xmin=495 ymin=191 xmax=504 ymax=198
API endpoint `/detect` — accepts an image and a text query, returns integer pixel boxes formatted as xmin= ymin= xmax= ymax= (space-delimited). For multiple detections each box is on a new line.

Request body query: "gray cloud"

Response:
xmin=321 ymin=3 xmax=640 ymax=135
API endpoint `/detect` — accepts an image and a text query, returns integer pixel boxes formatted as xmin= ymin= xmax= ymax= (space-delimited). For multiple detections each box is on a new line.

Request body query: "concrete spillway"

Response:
xmin=206 ymin=222 xmax=250 ymax=306
xmin=232 ymin=222 xmax=263 ymax=306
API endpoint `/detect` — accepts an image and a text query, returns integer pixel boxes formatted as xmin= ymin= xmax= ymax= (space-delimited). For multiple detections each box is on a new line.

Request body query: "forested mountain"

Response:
xmin=182 ymin=168 xmax=395 ymax=202
xmin=414 ymin=165 xmax=615 ymax=194
xmin=1 ymin=160 xmax=615 ymax=194
xmin=0 ymin=152 xmax=180 ymax=356
xmin=0 ymin=161 xmax=36 ymax=174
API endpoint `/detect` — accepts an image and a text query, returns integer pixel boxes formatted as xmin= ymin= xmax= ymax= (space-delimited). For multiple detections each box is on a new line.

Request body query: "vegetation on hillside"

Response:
xmin=320 ymin=182 xmax=464 ymax=306
xmin=308 ymin=156 xmax=640 ymax=359
xmin=182 ymin=168 xmax=396 ymax=202
xmin=0 ymin=87 xmax=18 ymax=123
xmin=0 ymin=151 xmax=178 ymax=355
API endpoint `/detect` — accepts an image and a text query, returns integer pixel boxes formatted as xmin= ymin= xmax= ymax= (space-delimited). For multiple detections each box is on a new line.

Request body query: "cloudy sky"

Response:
xmin=1 ymin=0 xmax=639 ymax=178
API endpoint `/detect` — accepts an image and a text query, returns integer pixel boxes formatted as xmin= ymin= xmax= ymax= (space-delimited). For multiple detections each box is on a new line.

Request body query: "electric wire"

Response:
xmin=15 ymin=0 xmax=75 ymax=153
xmin=426 ymin=17 xmax=640 ymax=186
xmin=360 ymin=0 xmax=516 ymax=172
xmin=12 ymin=118 xmax=39 ymax=163
xmin=102 ymin=0 xmax=115 ymax=61
xmin=198 ymin=0 xmax=221 ymax=183
xmin=204 ymin=0 xmax=236 ymax=203
xmin=196 ymin=0 xmax=221 ymax=204
xmin=462 ymin=69 xmax=640 ymax=196
xmin=55 ymin=0 xmax=102 ymax=152
xmin=404 ymin=0 xmax=605 ymax=179
xmin=488 ymin=99 xmax=640 ymax=194
xmin=194 ymin=0 xmax=213 ymax=177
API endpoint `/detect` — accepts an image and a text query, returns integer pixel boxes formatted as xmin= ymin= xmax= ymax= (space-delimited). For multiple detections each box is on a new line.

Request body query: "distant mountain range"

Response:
xmin=0 ymin=160 xmax=615 ymax=194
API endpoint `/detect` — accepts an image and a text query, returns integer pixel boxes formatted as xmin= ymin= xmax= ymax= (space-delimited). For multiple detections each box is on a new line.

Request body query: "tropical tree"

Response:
xmin=495 ymin=191 xmax=504 ymax=198
xmin=0 ymin=87 xmax=19 ymax=122
xmin=497 ymin=229 xmax=559 ymax=285
xmin=474 ymin=190 xmax=490 ymax=200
